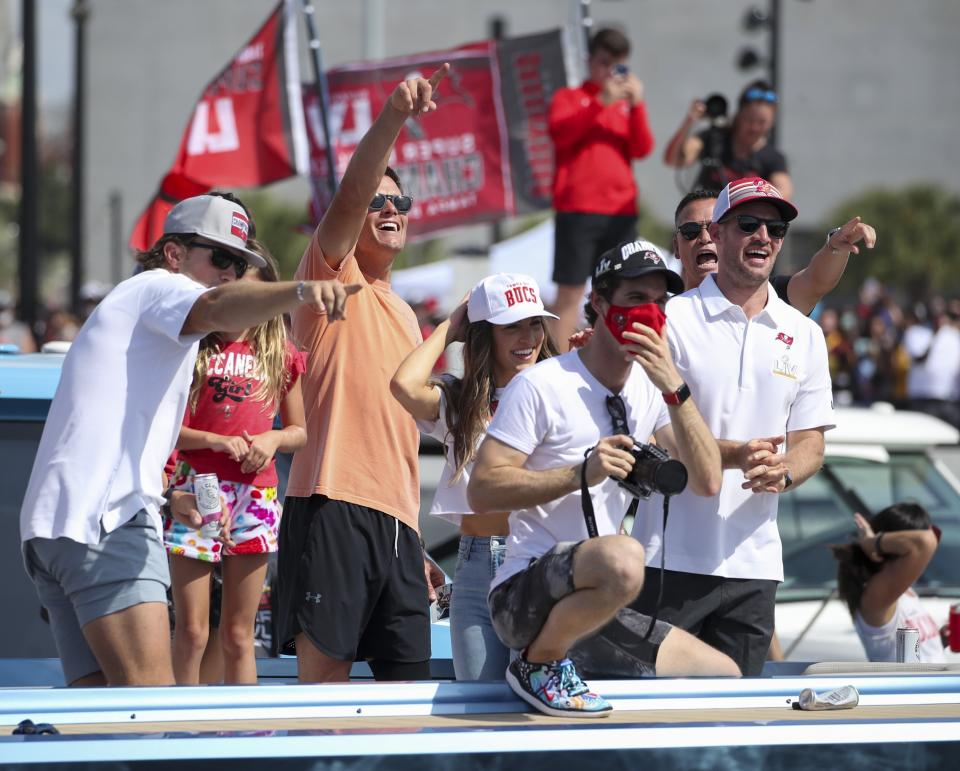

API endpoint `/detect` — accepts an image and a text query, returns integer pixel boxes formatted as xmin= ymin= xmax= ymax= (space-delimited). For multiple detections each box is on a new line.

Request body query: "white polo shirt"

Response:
xmin=20 ymin=269 xmax=209 ymax=546
xmin=631 ymin=274 xmax=834 ymax=581
xmin=487 ymin=351 xmax=670 ymax=591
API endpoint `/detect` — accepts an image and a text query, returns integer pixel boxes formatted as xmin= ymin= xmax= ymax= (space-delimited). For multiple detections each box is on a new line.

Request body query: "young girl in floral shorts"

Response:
xmin=164 ymin=241 xmax=306 ymax=684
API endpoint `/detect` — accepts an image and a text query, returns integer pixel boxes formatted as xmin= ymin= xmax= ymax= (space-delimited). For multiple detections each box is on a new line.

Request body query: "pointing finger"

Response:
xmin=428 ymin=62 xmax=450 ymax=90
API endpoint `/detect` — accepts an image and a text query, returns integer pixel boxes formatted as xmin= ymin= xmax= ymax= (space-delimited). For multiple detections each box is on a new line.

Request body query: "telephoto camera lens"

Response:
xmin=704 ymin=93 xmax=728 ymax=122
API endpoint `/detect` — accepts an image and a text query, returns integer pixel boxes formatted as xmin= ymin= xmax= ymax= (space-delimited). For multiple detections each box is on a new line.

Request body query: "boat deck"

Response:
xmin=4 ymin=668 xmax=960 ymax=767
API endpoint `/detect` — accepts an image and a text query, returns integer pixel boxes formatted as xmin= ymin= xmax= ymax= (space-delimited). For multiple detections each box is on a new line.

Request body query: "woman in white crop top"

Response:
xmin=831 ymin=503 xmax=946 ymax=663
xmin=390 ymin=274 xmax=559 ymax=680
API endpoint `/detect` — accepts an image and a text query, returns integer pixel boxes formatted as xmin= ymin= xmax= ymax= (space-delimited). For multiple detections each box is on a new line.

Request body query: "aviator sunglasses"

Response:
xmin=369 ymin=193 xmax=414 ymax=214
xmin=190 ymin=240 xmax=248 ymax=278
xmin=677 ymin=221 xmax=710 ymax=241
xmin=722 ymin=214 xmax=789 ymax=239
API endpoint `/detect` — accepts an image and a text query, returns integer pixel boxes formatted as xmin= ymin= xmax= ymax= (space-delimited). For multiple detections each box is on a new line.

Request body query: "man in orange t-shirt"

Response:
xmin=277 ymin=65 xmax=450 ymax=683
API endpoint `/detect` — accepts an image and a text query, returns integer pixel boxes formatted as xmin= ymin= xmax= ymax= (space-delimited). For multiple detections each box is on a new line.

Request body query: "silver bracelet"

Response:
xmin=296 ymin=281 xmax=307 ymax=303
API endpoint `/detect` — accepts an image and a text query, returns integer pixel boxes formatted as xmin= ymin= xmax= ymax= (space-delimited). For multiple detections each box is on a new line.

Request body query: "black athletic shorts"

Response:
xmin=552 ymin=211 xmax=637 ymax=285
xmin=631 ymin=567 xmax=777 ymax=677
xmin=276 ymin=495 xmax=431 ymax=664
xmin=489 ymin=541 xmax=670 ymax=677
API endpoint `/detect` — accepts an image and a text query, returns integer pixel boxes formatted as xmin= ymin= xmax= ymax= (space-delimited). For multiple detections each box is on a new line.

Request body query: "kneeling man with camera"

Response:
xmin=468 ymin=242 xmax=740 ymax=719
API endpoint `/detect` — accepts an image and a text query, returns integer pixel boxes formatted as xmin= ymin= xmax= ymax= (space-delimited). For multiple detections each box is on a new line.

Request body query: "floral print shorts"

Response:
xmin=163 ymin=461 xmax=281 ymax=563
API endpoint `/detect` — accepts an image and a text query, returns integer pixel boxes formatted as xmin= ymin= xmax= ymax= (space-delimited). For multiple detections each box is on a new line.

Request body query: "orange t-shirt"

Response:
xmin=288 ymin=238 xmax=423 ymax=531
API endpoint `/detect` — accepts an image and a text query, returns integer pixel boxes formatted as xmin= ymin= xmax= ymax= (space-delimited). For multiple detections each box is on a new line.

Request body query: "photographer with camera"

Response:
xmin=663 ymin=80 xmax=792 ymax=199
xmin=468 ymin=241 xmax=738 ymax=719
xmin=546 ymin=27 xmax=655 ymax=349
xmin=630 ymin=178 xmax=834 ymax=676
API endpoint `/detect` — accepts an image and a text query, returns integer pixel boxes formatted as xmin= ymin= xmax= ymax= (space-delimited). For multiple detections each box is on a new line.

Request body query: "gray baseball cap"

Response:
xmin=163 ymin=195 xmax=265 ymax=267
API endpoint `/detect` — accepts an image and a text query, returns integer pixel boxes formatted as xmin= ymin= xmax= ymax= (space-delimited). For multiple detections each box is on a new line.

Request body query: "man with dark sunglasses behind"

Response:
xmin=19 ymin=194 xmax=360 ymax=687
xmin=629 ymin=178 xmax=835 ymax=676
xmin=468 ymin=241 xmax=739 ymax=719
xmin=277 ymin=64 xmax=451 ymax=684
xmin=671 ymin=187 xmax=876 ymax=316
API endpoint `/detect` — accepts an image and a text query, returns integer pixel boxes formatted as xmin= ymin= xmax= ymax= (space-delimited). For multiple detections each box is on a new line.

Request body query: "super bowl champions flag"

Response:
xmin=129 ymin=0 xmax=308 ymax=251
xmin=304 ymin=30 xmax=566 ymax=238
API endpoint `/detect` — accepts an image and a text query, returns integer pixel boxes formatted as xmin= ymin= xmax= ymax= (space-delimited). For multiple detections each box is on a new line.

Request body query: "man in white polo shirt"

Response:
xmin=630 ymin=178 xmax=835 ymax=676
xmin=19 ymin=194 xmax=359 ymax=687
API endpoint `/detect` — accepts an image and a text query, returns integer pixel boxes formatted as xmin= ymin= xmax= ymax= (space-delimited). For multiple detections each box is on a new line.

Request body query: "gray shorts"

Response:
xmin=23 ymin=510 xmax=170 ymax=684
xmin=488 ymin=541 xmax=672 ymax=677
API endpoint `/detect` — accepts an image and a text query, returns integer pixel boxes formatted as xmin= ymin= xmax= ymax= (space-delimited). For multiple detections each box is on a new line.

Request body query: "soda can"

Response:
xmin=795 ymin=685 xmax=859 ymax=711
xmin=193 ymin=473 xmax=223 ymax=539
xmin=949 ymin=603 xmax=960 ymax=653
xmin=896 ymin=627 xmax=920 ymax=663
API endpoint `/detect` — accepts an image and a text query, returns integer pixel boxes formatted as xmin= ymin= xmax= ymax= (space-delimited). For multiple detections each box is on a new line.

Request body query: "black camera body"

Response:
xmin=703 ymin=92 xmax=728 ymax=125
xmin=616 ymin=441 xmax=688 ymax=499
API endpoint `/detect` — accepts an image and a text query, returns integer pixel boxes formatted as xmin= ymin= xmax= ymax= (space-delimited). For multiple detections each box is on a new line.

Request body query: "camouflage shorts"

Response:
xmin=488 ymin=540 xmax=671 ymax=677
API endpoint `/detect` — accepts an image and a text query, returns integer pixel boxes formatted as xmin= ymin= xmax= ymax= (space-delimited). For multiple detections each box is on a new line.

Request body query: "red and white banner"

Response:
xmin=129 ymin=0 xmax=308 ymax=251
xmin=305 ymin=31 xmax=566 ymax=238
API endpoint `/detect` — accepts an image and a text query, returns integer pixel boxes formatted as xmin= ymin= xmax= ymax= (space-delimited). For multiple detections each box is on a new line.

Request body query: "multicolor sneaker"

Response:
xmin=505 ymin=655 xmax=612 ymax=718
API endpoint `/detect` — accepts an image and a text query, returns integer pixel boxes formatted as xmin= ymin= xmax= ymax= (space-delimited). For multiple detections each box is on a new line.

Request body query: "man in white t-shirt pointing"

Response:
xmin=631 ymin=178 xmax=835 ymax=676
xmin=19 ymin=194 xmax=359 ymax=687
xmin=468 ymin=241 xmax=739 ymax=719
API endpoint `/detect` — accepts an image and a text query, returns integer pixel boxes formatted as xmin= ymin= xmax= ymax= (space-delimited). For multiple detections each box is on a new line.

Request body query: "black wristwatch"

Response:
xmin=782 ymin=470 xmax=794 ymax=490
xmin=826 ymin=227 xmax=843 ymax=254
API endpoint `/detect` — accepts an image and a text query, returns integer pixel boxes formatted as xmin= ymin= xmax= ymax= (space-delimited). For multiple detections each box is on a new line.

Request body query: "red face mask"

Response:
xmin=604 ymin=302 xmax=666 ymax=345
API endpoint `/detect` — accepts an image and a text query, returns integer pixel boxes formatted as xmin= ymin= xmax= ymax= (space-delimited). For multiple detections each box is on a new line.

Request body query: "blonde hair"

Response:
xmin=188 ymin=239 xmax=291 ymax=414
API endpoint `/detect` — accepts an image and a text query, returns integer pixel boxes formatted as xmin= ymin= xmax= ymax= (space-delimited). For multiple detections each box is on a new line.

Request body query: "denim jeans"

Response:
xmin=450 ymin=535 xmax=510 ymax=681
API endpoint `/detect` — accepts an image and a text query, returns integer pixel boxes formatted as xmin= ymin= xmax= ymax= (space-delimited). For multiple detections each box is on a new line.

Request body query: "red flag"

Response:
xmin=130 ymin=0 xmax=307 ymax=251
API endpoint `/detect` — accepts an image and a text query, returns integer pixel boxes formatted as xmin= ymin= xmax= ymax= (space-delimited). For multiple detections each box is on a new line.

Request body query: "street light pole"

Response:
xmin=769 ymin=0 xmax=780 ymax=145
xmin=70 ymin=0 xmax=90 ymax=316
xmin=18 ymin=0 xmax=38 ymax=331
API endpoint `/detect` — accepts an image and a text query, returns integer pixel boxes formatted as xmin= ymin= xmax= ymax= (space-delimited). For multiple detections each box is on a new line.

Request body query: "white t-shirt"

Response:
xmin=416 ymin=378 xmax=504 ymax=525
xmin=487 ymin=351 xmax=670 ymax=590
xmin=20 ymin=269 xmax=209 ymax=545
xmin=910 ymin=325 xmax=960 ymax=401
xmin=632 ymin=275 xmax=835 ymax=581
xmin=853 ymin=589 xmax=946 ymax=663
xmin=904 ymin=324 xmax=934 ymax=399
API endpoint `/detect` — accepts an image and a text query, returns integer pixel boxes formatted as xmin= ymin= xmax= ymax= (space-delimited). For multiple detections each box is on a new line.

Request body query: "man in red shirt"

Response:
xmin=548 ymin=28 xmax=654 ymax=347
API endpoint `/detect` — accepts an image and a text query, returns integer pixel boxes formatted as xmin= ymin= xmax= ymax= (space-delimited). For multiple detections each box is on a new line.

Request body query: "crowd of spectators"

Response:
xmin=817 ymin=278 xmax=960 ymax=428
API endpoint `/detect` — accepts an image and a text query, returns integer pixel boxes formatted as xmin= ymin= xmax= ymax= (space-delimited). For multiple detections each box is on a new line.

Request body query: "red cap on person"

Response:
xmin=712 ymin=177 xmax=798 ymax=224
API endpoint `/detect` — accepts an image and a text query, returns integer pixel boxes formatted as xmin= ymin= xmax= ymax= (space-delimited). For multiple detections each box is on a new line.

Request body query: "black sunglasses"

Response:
xmin=369 ymin=193 xmax=413 ymax=213
xmin=677 ymin=221 xmax=710 ymax=241
xmin=606 ymin=394 xmax=630 ymax=437
xmin=190 ymin=240 xmax=248 ymax=278
xmin=722 ymin=214 xmax=789 ymax=240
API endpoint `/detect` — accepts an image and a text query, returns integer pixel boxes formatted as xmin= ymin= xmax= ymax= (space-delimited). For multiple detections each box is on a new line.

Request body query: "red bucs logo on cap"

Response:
xmin=231 ymin=211 xmax=249 ymax=240
xmin=504 ymin=284 xmax=539 ymax=307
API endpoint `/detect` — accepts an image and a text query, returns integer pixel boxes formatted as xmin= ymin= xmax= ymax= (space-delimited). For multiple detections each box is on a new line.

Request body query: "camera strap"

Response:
xmin=579 ymin=447 xmax=639 ymax=539
xmin=580 ymin=446 xmax=671 ymax=641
